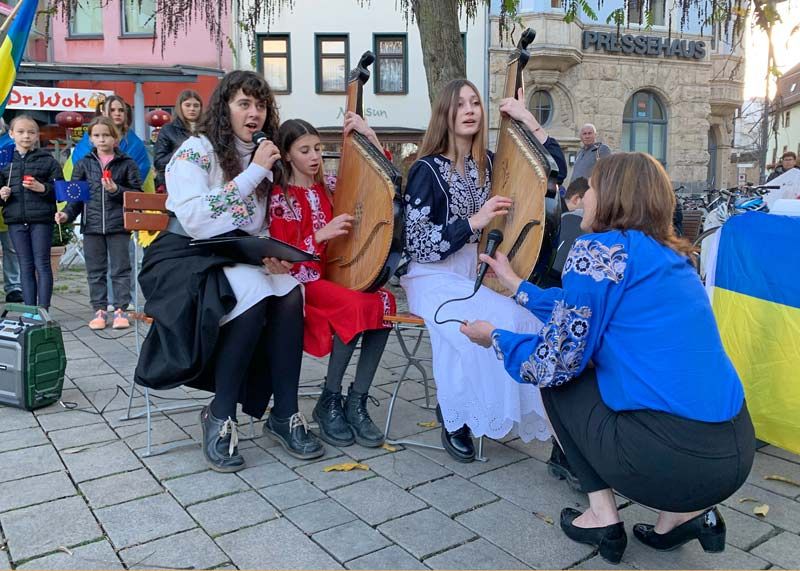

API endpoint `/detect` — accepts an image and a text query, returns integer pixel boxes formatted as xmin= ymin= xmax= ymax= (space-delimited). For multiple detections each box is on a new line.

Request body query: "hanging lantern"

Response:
xmin=55 ymin=111 xmax=84 ymax=129
xmin=146 ymin=109 xmax=171 ymax=128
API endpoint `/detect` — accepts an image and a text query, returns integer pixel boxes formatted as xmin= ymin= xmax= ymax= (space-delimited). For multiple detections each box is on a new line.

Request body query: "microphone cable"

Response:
xmin=433 ymin=289 xmax=478 ymax=327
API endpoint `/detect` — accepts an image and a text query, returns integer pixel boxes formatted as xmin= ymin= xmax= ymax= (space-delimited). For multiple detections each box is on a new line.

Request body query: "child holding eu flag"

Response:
xmin=55 ymin=116 xmax=142 ymax=330
xmin=0 ymin=115 xmax=62 ymax=309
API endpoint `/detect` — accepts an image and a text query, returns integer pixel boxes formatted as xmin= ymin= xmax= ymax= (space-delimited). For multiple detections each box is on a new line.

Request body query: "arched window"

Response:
xmin=621 ymin=91 xmax=667 ymax=165
xmin=529 ymin=90 xmax=553 ymax=126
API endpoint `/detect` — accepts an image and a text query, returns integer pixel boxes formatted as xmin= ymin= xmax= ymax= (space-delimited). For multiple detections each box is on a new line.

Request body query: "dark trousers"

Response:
xmin=325 ymin=328 xmax=391 ymax=394
xmin=211 ymin=288 xmax=304 ymax=421
xmin=83 ymin=233 xmax=132 ymax=311
xmin=541 ymin=368 xmax=756 ymax=512
xmin=7 ymin=223 xmax=54 ymax=308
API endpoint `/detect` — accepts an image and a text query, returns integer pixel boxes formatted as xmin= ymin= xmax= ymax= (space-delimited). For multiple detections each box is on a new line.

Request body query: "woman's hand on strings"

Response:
xmin=262 ymin=257 xmax=293 ymax=274
xmin=315 ymin=213 xmax=354 ymax=243
xmin=253 ymin=140 xmax=282 ymax=171
xmin=343 ymin=111 xmax=382 ymax=150
xmin=460 ymin=320 xmax=496 ymax=348
xmin=478 ymin=250 xmax=523 ymax=294
xmin=469 ymin=195 xmax=512 ymax=230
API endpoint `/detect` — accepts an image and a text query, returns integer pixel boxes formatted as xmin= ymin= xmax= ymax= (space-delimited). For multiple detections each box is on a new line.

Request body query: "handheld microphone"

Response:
xmin=474 ymin=229 xmax=503 ymax=292
xmin=252 ymin=131 xmax=285 ymax=175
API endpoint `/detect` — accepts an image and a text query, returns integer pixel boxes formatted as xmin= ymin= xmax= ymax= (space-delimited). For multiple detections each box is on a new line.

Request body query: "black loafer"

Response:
xmin=264 ymin=412 xmax=325 ymax=460
xmin=547 ymin=439 xmax=582 ymax=491
xmin=200 ymin=406 xmax=245 ymax=473
xmin=436 ymin=405 xmax=475 ymax=463
xmin=633 ymin=507 xmax=725 ymax=553
xmin=560 ymin=507 xmax=627 ymax=564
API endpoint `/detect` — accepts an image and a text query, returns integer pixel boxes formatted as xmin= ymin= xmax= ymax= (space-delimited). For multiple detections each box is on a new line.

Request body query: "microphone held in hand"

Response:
xmin=474 ymin=229 xmax=503 ymax=292
xmin=252 ymin=130 xmax=285 ymax=176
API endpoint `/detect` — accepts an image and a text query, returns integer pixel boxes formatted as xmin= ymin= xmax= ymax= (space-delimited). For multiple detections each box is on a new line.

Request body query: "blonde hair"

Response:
xmin=417 ymin=79 xmax=488 ymax=186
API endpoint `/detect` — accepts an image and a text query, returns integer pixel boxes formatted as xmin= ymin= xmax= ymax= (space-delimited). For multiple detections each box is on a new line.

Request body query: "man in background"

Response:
xmin=570 ymin=123 xmax=611 ymax=183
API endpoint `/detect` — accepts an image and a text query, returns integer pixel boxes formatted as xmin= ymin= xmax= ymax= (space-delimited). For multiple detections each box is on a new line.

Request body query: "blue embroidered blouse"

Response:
xmin=492 ymin=229 xmax=745 ymax=423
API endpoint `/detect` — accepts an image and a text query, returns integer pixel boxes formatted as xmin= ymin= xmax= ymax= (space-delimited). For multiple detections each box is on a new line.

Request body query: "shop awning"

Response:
xmin=16 ymin=62 xmax=224 ymax=84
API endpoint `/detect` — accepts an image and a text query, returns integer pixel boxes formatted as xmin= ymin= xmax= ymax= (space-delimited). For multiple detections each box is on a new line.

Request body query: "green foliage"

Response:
xmin=51 ymin=221 xmax=74 ymax=248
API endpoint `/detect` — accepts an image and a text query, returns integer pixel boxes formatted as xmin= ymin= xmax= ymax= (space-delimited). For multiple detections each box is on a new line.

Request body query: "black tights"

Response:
xmin=211 ymin=287 xmax=304 ymax=421
xmin=325 ymin=328 xmax=390 ymax=394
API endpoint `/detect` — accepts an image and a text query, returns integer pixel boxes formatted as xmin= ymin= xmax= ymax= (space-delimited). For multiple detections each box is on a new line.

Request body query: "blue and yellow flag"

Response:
xmin=709 ymin=211 xmax=800 ymax=454
xmin=0 ymin=0 xmax=38 ymax=116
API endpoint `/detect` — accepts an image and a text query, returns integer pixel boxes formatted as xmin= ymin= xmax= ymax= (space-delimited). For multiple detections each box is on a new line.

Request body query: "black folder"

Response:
xmin=189 ymin=235 xmax=319 ymax=266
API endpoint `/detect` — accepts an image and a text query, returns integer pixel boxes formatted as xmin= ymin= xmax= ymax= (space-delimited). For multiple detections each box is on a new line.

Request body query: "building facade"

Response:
xmin=768 ymin=62 xmax=800 ymax=172
xmin=488 ymin=0 xmax=745 ymax=189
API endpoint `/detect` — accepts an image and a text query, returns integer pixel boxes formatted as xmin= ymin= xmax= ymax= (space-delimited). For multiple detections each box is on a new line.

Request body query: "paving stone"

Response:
xmin=0 ymin=471 xmax=77 ymax=513
xmin=60 ymin=440 xmax=142 ymax=482
xmin=425 ymin=538 xmax=530 ymax=569
xmin=0 ymin=496 xmax=103 ymax=562
xmin=120 ymin=529 xmax=230 ymax=569
xmin=329 ymin=477 xmax=427 ymax=526
xmin=366 ymin=449 xmax=451 ymax=490
xmin=238 ymin=459 xmax=298 ymax=488
xmin=724 ymin=483 xmax=800 ymax=534
xmin=747 ymin=452 xmax=800 ymax=499
xmin=0 ymin=427 xmax=48 ymax=453
xmin=410 ymin=431 xmax=530 ymax=478
xmin=0 ymin=547 xmax=9 ymax=570
xmin=36 ymin=408 xmax=106 ymax=432
xmin=294 ymin=457 xmax=376 ymax=492
xmin=313 ymin=520 xmax=392 ymax=562
xmin=34 ymin=388 xmax=94 ymax=415
xmin=78 ymin=469 xmax=164 ymax=509
xmin=752 ymin=532 xmax=800 ymax=569
xmin=188 ymin=490 xmax=278 ymax=537
xmin=72 ymin=372 xmax=127 ymax=393
xmin=505 ymin=435 xmax=554 ymax=463
xmin=0 ymin=445 xmax=64 ymax=483
xmin=95 ymin=493 xmax=196 ymax=549
xmin=239 ymin=445 xmax=276 ymax=467
xmin=65 ymin=357 xmax=115 ymax=379
xmin=48 ymin=422 xmax=118 ymax=450
xmin=117 ymin=418 xmax=193 ymax=450
xmin=165 ymin=470 xmax=250 ymax=506
xmin=456 ymin=499 xmax=594 ymax=568
xmin=378 ymin=508 xmax=476 ymax=559
xmin=345 ymin=546 xmax=426 ymax=570
xmin=760 ymin=445 xmax=800 ymax=466
xmin=215 ymin=518 xmax=342 ymax=569
xmin=284 ymin=498 xmax=357 ymax=534
xmin=141 ymin=443 xmax=207 ymax=480
xmin=370 ymin=395 xmax=438 ymax=440
xmin=411 ymin=474 xmax=498 ymax=517
xmin=0 ymin=408 xmax=39 ymax=433
xmin=572 ymin=555 xmax=637 ymax=569
xmin=16 ymin=539 xmax=123 ymax=570
xmin=259 ymin=478 xmax=326 ymax=510
xmin=717 ymin=504 xmax=775 ymax=551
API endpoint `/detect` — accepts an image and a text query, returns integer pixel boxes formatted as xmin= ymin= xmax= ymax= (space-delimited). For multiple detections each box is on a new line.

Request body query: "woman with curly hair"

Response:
xmin=134 ymin=70 xmax=324 ymax=472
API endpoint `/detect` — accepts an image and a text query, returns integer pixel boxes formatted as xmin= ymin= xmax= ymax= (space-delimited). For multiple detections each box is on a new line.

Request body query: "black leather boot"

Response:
xmin=436 ymin=405 xmax=475 ymax=463
xmin=561 ymin=507 xmax=627 ymax=564
xmin=633 ymin=507 xmax=726 ymax=553
xmin=200 ymin=405 xmax=245 ymax=473
xmin=264 ymin=412 xmax=325 ymax=460
xmin=547 ymin=438 xmax=582 ymax=491
xmin=344 ymin=384 xmax=385 ymax=448
xmin=313 ymin=387 xmax=355 ymax=446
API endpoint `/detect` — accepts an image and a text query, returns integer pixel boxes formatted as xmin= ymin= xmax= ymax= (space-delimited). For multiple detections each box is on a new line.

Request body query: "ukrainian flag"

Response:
xmin=0 ymin=0 xmax=38 ymax=116
xmin=709 ymin=211 xmax=800 ymax=454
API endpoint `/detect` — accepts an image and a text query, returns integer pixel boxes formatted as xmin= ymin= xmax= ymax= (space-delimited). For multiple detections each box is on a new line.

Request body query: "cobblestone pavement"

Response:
xmin=0 ymin=267 xmax=798 ymax=570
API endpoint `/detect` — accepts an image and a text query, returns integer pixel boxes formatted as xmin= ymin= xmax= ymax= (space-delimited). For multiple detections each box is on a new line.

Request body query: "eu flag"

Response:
xmin=54 ymin=180 xmax=90 ymax=202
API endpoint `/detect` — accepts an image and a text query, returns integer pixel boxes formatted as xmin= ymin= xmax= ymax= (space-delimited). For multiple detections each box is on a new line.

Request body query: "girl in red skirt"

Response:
xmin=269 ymin=117 xmax=396 ymax=448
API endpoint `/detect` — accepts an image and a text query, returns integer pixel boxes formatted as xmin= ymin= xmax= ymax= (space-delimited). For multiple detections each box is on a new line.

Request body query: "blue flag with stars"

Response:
xmin=54 ymin=180 xmax=90 ymax=202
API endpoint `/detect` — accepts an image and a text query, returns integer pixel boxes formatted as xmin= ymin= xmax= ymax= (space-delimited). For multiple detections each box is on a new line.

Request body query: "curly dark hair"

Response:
xmin=199 ymin=70 xmax=280 ymax=199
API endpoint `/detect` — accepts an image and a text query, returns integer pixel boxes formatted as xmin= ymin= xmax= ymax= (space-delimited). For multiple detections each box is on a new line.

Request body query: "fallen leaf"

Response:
xmin=57 ymin=546 xmax=73 ymax=556
xmin=381 ymin=443 xmax=398 ymax=452
xmin=534 ymin=512 xmax=554 ymax=525
xmin=323 ymin=462 xmax=369 ymax=473
xmin=753 ymin=504 xmax=770 ymax=517
xmin=765 ymin=475 xmax=800 ymax=488
xmin=62 ymin=446 xmax=90 ymax=454
xmin=417 ymin=421 xmax=439 ymax=428
xmin=738 ymin=497 xmax=760 ymax=504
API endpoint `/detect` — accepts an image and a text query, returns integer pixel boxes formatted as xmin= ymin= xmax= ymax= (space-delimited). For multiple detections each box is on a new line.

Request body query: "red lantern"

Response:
xmin=146 ymin=109 xmax=171 ymax=128
xmin=55 ymin=111 xmax=84 ymax=129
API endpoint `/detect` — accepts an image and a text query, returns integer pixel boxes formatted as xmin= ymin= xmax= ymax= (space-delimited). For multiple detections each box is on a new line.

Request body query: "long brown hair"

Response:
xmin=174 ymin=89 xmax=203 ymax=131
xmin=277 ymin=119 xmax=324 ymax=188
xmin=417 ymin=79 xmax=487 ymax=186
xmin=97 ymin=95 xmax=131 ymax=136
xmin=589 ymin=152 xmax=694 ymax=256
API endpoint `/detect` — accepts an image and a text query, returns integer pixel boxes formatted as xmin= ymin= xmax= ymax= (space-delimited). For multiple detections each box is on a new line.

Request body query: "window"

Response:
xmin=374 ymin=35 xmax=407 ymax=94
xmin=622 ymin=90 xmax=667 ymax=165
xmin=529 ymin=90 xmax=553 ymax=126
xmin=70 ymin=0 xmax=103 ymax=36
xmin=785 ymin=111 xmax=791 ymax=128
xmin=258 ymin=34 xmax=291 ymax=93
xmin=628 ymin=0 xmax=666 ymax=26
xmin=122 ymin=0 xmax=155 ymax=35
xmin=316 ymin=34 xmax=349 ymax=94
xmin=551 ymin=0 xmax=561 ymax=8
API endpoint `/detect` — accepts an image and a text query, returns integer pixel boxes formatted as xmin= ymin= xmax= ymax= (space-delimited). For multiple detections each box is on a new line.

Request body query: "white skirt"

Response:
xmin=400 ymin=244 xmax=550 ymax=442
xmin=221 ymin=265 xmax=299 ymax=325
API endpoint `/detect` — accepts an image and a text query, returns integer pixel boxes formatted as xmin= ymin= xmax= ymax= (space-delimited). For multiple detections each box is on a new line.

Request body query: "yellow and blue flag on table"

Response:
xmin=709 ymin=211 xmax=800 ymax=454
xmin=0 ymin=0 xmax=38 ymax=115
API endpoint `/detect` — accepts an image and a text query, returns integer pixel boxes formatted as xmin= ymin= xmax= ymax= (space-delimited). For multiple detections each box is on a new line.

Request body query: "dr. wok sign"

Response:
xmin=582 ymin=31 xmax=706 ymax=60
xmin=6 ymin=87 xmax=114 ymax=112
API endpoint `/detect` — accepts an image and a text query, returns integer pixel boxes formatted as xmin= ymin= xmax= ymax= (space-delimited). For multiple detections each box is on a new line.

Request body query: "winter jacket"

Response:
xmin=153 ymin=118 xmax=193 ymax=190
xmin=0 ymin=148 xmax=62 ymax=224
xmin=64 ymin=149 xmax=143 ymax=235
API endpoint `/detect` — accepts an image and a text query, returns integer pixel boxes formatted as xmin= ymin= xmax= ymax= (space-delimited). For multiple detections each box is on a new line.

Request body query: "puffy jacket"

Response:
xmin=153 ymin=118 xmax=192 ymax=190
xmin=64 ymin=150 xmax=142 ymax=234
xmin=0 ymin=148 xmax=62 ymax=224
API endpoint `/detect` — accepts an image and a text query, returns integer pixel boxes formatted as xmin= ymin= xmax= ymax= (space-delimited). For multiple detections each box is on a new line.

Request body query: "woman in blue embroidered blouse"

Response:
xmin=461 ymin=153 xmax=755 ymax=563
xmin=400 ymin=79 xmax=567 ymax=463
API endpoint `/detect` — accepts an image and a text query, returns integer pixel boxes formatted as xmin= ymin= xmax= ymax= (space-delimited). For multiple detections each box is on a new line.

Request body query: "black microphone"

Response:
xmin=474 ymin=229 xmax=503 ymax=292
xmin=252 ymin=131 xmax=285 ymax=175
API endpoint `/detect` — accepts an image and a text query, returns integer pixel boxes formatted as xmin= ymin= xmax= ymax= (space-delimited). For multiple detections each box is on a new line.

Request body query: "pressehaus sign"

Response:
xmin=6 ymin=87 xmax=114 ymax=112
xmin=582 ymin=31 xmax=706 ymax=60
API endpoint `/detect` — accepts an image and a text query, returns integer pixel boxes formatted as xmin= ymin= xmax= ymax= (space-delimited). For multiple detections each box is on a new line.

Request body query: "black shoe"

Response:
xmin=5 ymin=290 xmax=23 ymax=303
xmin=548 ymin=438 xmax=582 ymax=491
xmin=313 ymin=387 xmax=355 ymax=446
xmin=436 ymin=405 xmax=475 ymax=463
xmin=344 ymin=384 xmax=385 ymax=448
xmin=560 ymin=507 xmax=627 ymax=564
xmin=199 ymin=406 xmax=245 ymax=473
xmin=633 ymin=507 xmax=725 ymax=553
xmin=264 ymin=412 xmax=325 ymax=460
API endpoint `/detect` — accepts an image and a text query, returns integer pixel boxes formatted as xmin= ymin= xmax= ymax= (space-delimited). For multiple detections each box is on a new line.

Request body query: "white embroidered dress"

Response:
xmin=165 ymin=135 xmax=298 ymax=325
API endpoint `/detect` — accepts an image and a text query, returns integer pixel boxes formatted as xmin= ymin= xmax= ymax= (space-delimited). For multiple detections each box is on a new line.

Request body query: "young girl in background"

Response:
xmin=153 ymin=90 xmax=204 ymax=193
xmin=0 ymin=115 xmax=62 ymax=309
xmin=269 ymin=117 xmax=394 ymax=448
xmin=55 ymin=117 xmax=142 ymax=329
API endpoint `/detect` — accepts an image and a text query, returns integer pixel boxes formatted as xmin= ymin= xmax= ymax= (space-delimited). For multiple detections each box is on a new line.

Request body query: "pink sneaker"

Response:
xmin=89 ymin=310 xmax=107 ymax=330
xmin=112 ymin=309 xmax=130 ymax=329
